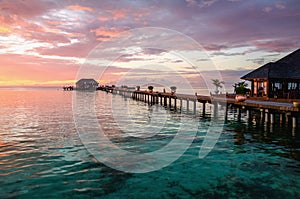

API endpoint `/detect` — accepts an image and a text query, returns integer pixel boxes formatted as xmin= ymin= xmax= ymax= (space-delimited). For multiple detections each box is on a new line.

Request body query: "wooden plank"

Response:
xmin=110 ymin=89 xmax=299 ymax=113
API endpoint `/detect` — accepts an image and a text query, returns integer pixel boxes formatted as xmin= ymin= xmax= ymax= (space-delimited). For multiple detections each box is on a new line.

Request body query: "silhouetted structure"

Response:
xmin=241 ymin=48 xmax=300 ymax=99
xmin=63 ymin=86 xmax=74 ymax=91
xmin=75 ymin=79 xmax=98 ymax=90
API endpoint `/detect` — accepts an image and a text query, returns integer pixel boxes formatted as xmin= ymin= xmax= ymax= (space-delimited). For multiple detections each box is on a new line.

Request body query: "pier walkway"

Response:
xmin=100 ymin=87 xmax=299 ymax=129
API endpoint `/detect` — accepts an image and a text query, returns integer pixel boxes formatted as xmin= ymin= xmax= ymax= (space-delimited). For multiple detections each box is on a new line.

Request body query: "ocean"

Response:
xmin=0 ymin=89 xmax=299 ymax=198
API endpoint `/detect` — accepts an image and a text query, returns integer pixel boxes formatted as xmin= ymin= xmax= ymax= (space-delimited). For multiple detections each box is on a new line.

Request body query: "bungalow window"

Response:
xmin=288 ymin=82 xmax=297 ymax=90
xmin=253 ymin=82 xmax=257 ymax=94
xmin=274 ymin=82 xmax=281 ymax=90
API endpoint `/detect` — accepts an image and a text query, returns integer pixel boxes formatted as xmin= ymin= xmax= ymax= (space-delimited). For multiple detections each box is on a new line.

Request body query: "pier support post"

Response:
xmin=202 ymin=102 xmax=206 ymax=116
xmin=265 ymin=109 xmax=269 ymax=123
xmin=186 ymin=99 xmax=189 ymax=113
xmin=286 ymin=112 xmax=290 ymax=125
xmin=225 ymin=104 xmax=228 ymax=122
xmin=270 ymin=113 xmax=274 ymax=124
xmin=246 ymin=109 xmax=250 ymax=118
xmin=237 ymin=107 xmax=241 ymax=121
xmin=247 ymin=109 xmax=252 ymax=124
xmin=213 ymin=102 xmax=218 ymax=118
xmin=180 ymin=99 xmax=183 ymax=110
xmin=292 ymin=116 xmax=297 ymax=129
xmin=151 ymin=95 xmax=154 ymax=105
xmin=260 ymin=109 xmax=265 ymax=123
xmin=174 ymin=98 xmax=177 ymax=110
xmin=164 ymin=97 xmax=167 ymax=107
xmin=193 ymin=100 xmax=197 ymax=115
xmin=279 ymin=113 xmax=283 ymax=125
xmin=169 ymin=96 xmax=171 ymax=108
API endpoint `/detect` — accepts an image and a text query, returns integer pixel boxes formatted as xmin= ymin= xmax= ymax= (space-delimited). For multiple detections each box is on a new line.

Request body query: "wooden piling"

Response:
xmin=237 ymin=106 xmax=241 ymax=121
xmin=270 ymin=113 xmax=274 ymax=124
xmin=280 ymin=113 xmax=284 ymax=124
xmin=214 ymin=102 xmax=218 ymax=118
xmin=260 ymin=108 xmax=265 ymax=123
xmin=202 ymin=102 xmax=206 ymax=116
xmin=101 ymin=88 xmax=300 ymax=130
xmin=164 ymin=97 xmax=167 ymax=107
xmin=224 ymin=104 xmax=228 ymax=122
xmin=265 ymin=109 xmax=269 ymax=123
xmin=186 ymin=99 xmax=189 ymax=113
xmin=180 ymin=99 xmax=183 ymax=110
xmin=292 ymin=116 xmax=297 ymax=128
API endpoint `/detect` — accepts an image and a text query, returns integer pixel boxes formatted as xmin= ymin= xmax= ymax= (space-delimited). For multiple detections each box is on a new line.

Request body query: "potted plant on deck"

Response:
xmin=234 ymin=81 xmax=249 ymax=102
xmin=170 ymin=86 xmax=177 ymax=95
xmin=148 ymin=85 xmax=154 ymax=93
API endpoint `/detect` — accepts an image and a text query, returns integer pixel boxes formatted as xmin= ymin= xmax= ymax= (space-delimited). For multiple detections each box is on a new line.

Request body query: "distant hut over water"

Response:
xmin=241 ymin=48 xmax=300 ymax=99
xmin=75 ymin=78 xmax=99 ymax=90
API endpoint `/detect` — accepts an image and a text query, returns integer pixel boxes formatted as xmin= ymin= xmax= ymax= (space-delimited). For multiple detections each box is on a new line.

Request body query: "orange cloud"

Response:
xmin=90 ymin=27 xmax=128 ymax=40
xmin=0 ymin=53 xmax=80 ymax=87
xmin=97 ymin=9 xmax=127 ymax=22
xmin=68 ymin=5 xmax=93 ymax=12
xmin=98 ymin=16 xmax=110 ymax=21
xmin=0 ymin=26 xmax=11 ymax=33
xmin=0 ymin=79 xmax=77 ymax=87
xmin=109 ymin=9 xmax=126 ymax=20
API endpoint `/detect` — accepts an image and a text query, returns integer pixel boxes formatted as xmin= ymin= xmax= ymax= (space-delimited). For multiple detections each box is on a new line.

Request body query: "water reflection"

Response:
xmin=0 ymin=90 xmax=299 ymax=198
xmin=223 ymin=106 xmax=300 ymax=162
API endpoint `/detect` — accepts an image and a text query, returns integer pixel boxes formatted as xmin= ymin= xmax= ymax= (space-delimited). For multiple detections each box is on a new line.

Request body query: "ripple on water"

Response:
xmin=0 ymin=90 xmax=300 ymax=198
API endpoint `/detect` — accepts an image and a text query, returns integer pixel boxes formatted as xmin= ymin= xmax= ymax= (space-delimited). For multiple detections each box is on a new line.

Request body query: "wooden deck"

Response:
xmin=211 ymin=96 xmax=299 ymax=112
xmin=99 ymin=87 xmax=299 ymax=128
xmin=129 ymin=90 xmax=300 ymax=113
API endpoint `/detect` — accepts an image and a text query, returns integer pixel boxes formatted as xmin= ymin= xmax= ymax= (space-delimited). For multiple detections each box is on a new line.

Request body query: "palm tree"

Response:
xmin=234 ymin=81 xmax=248 ymax=94
xmin=211 ymin=79 xmax=225 ymax=94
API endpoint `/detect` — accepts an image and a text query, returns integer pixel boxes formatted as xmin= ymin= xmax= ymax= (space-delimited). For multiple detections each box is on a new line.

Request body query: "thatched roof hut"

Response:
xmin=75 ymin=78 xmax=98 ymax=90
xmin=241 ymin=48 xmax=300 ymax=99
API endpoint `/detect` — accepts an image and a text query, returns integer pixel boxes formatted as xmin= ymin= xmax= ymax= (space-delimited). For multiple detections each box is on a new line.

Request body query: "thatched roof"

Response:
xmin=241 ymin=48 xmax=300 ymax=80
xmin=76 ymin=78 xmax=98 ymax=85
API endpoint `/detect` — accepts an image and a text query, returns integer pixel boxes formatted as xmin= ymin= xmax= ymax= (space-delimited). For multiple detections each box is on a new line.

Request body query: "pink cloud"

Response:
xmin=37 ymin=40 xmax=97 ymax=58
xmin=0 ymin=53 xmax=79 ymax=85
xmin=275 ymin=3 xmax=286 ymax=10
xmin=90 ymin=27 xmax=129 ymax=41
xmin=185 ymin=0 xmax=197 ymax=7
xmin=262 ymin=7 xmax=272 ymax=13
xmin=0 ymin=0 xmax=299 ymax=86
xmin=252 ymin=39 xmax=300 ymax=52
xmin=68 ymin=5 xmax=93 ymax=12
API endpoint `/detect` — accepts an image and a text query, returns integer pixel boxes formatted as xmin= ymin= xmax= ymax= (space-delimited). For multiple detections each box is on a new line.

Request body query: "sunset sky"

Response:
xmin=0 ymin=0 xmax=299 ymax=88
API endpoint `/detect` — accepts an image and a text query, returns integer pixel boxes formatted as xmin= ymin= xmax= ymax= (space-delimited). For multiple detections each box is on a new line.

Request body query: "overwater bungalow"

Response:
xmin=75 ymin=78 xmax=99 ymax=90
xmin=241 ymin=48 xmax=300 ymax=100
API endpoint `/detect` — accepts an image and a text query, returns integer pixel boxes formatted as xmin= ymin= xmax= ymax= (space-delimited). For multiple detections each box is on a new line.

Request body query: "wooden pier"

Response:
xmin=100 ymin=87 xmax=300 ymax=129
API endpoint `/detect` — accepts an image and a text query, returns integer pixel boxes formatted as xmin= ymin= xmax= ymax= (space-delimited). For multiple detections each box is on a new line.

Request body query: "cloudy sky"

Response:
xmin=0 ymin=0 xmax=299 ymax=89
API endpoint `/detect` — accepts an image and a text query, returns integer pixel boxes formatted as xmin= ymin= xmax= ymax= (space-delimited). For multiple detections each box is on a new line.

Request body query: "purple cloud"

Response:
xmin=0 ymin=0 xmax=299 ymax=86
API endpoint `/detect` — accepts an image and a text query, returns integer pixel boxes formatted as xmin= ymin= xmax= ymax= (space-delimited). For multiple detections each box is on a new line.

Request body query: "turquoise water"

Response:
xmin=0 ymin=90 xmax=299 ymax=198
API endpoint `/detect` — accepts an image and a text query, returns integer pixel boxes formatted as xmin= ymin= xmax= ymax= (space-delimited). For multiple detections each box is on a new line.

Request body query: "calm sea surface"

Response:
xmin=0 ymin=89 xmax=300 ymax=198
